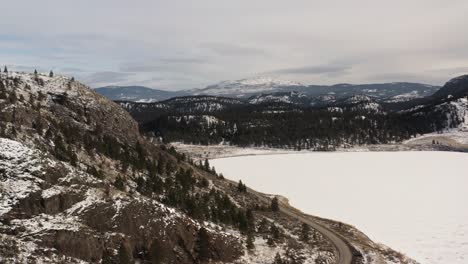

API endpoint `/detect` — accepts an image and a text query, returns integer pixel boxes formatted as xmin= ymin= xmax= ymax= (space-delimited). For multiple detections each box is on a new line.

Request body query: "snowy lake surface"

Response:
xmin=211 ymin=152 xmax=468 ymax=264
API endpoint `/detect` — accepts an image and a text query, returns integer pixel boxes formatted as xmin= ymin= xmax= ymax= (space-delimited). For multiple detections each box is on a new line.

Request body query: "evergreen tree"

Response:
xmin=135 ymin=141 xmax=146 ymax=169
xmin=37 ymin=91 xmax=45 ymax=101
xmin=34 ymin=69 xmax=38 ymax=76
xmin=101 ymin=249 xmax=115 ymax=264
xmin=68 ymin=146 xmax=78 ymax=166
xmin=117 ymin=244 xmax=132 ymax=264
xmin=199 ymin=177 xmax=209 ymax=188
xmin=0 ymin=82 xmax=6 ymax=99
xmin=54 ymin=134 xmax=67 ymax=160
xmin=246 ymin=232 xmax=255 ymax=251
xmin=203 ymin=158 xmax=210 ymax=171
xmin=273 ymin=252 xmax=283 ymax=264
xmin=237 ymin=180 xmax=247 ymax=192
xmin=44 ymin=127 xmax=53 ymax=140
xmin=300 ymin=223 xmax=311 ymax=242
xmin=114 ymin=176 xmax=126 ymax=191
xmin=196 ymin=227 xmax=211 ymax=261
xmin=246 ymin=208 xmax=254 ymax=231
xmin=157 ymin=157 xmax=166 ymax=175
xmin=3 ymin=66 xmax=7 ymax=73
xmin=10 ymin=126 xmax=17 ymax=137
xmin=28 ymin=93 xmax=35 ymax=105
xmin=267 ymin=236 xmax=275 ymax=247
xmin=8 ymin=91 xmax=17 ymax=104
xmin=270 ymin=223 xmax=280 ymax=240
xmin=271 ymin=196 xmax=279 ymax=212
xmin=49 ymin=70 xmax=54 ymax=77
xmin=149 ymin=239 xmax=169 ymax=264
xmin=104 ymin=184 xmax=111 ymax=199
xmin=238 ymin=210 xmax=249 ymax=233
xmin=258 ymin=218 xmax=270 ymax=233
xmin=33 ymin=116 xmax=44 ymax=135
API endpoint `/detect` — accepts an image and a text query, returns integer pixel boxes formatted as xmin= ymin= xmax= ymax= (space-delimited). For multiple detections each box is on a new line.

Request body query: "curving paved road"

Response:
xmin=279 ymin=205 xmax=353 ymax=264
xmin=198 ymin=168 xmax=354 ymax=264
xmin=251 ymin=190 xmax=353 ymax=264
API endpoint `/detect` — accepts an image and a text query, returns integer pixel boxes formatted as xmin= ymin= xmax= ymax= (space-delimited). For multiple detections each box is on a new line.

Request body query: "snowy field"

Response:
xmin=211 ymin=152 xmax=468 ymax=264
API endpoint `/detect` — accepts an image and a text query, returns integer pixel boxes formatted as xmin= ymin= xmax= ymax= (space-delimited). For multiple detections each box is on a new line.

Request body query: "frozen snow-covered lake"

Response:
xmin=211 ymin=152 xmax=468 ymax=264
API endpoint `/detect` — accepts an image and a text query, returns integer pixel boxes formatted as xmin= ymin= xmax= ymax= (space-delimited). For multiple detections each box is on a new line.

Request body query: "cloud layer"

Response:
xmin=1 ymin=0 xmax=467 ymax=90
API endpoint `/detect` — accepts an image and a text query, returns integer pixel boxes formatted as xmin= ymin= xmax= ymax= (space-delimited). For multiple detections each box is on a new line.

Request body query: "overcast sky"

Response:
xmin=1 ymin=0 xmax=468 ymax=90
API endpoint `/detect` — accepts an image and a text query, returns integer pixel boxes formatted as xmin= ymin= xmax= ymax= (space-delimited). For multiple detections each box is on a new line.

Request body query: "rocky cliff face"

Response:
xmin=432 ymin=75 xmax=468 ymax=99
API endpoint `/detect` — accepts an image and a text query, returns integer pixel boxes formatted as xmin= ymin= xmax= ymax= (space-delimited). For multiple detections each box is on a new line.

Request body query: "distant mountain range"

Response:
xmin=95 ymin=85 xmax=188 ymax=102
xmin=95 ymin=77 xmax=440 ymax=104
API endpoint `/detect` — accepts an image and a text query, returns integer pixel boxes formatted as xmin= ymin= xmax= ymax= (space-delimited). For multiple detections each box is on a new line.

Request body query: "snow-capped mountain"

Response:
xmin=192 ymin=77 xmax=304 ymax=98
xmin=192 ymin=79 xmax=439 ymax=101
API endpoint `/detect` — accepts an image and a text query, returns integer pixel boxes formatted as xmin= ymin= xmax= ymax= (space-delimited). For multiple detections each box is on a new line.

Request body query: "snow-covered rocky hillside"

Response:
xmin=1 ymin=138 xmax=239 ymax=263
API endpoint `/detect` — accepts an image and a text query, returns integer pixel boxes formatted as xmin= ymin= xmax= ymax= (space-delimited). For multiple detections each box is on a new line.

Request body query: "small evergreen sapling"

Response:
xmin=196 ymin=227 xmax=211 ymax=261
xmin=300 ymin=223 xmax=311 ymax=242
xmin=271 ymin=196 xmax=279 ymax=212
xmin=246 ymin=231 xmax=255 ymax=251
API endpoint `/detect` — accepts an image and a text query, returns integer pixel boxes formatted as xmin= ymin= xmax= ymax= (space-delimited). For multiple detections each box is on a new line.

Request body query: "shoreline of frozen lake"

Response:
xmin=211 ymin=151 xmax=468 ymax=264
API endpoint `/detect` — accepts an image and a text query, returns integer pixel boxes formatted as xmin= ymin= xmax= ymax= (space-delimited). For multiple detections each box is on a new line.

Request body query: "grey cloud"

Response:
xmin=81 ymin=72 xmax=134 ymax=86
xmin=427 ymin=66 xmax=468 ymax=75
xmin=160 ymin=58 xmax=208 ymax=64
xmin=1 ymin=0 xmax=468 ymax=88
xmin=266 ymin=65 xmax=352 ymax=76
xmin=60 ymin=67 xmax=87 ymax=73
xmin=120 ymin=57 xmax=209 ymax=73
xmin=201 ymin=43 xmax=268 ymax=57
xmin=368 ymin=72 xmax=449 ymax=86
xmin=120 ymin=65 xmax=166 ymax=73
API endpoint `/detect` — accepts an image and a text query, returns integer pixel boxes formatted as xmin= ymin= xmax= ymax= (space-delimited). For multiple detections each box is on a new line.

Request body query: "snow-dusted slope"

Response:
xmin=331 ymin=95 xmax=383 ymax=113
xmin=248 ymin=91 xmax=308 ymax=105
xmin=403 ymin=98 xmax=468 ymax=145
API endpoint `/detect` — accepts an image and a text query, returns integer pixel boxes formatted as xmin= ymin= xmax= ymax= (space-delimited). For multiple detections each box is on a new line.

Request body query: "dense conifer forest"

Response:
xmin=120 ymin=92 xmax=467 ymax=150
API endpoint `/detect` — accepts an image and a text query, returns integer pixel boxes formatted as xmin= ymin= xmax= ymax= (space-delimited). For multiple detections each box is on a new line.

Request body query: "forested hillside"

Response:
xmin=119 ymin=75 xmax=468 ymax=150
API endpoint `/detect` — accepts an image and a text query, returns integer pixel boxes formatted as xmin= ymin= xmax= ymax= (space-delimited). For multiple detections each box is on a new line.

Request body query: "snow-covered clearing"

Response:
xmin=211 ymin=152 xmax=468 ymax=264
